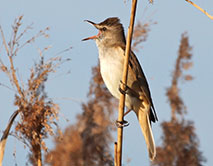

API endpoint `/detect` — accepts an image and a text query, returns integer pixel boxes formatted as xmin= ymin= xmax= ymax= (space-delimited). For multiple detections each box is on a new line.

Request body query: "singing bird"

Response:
xmin=83 ymin=17 xmax=158 ymax=160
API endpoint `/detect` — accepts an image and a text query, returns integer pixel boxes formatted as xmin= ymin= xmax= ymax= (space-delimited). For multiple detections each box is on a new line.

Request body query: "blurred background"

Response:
xmin=0 ymin=0 xmax=213 ymax=165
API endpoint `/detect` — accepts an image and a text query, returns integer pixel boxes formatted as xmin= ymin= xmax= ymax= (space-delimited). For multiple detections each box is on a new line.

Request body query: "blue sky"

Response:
xmin=0 ymin=0 xmax=213 ymax=165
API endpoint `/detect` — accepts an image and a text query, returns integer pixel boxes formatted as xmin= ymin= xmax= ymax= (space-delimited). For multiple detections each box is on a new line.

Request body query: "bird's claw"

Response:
xmin=119 ymin=86 xmax=126 ymax=95
xmin=119 ymin=80 xmax=128 ymax=95
xmin=116 ymin=120 xmax=129 ymax=128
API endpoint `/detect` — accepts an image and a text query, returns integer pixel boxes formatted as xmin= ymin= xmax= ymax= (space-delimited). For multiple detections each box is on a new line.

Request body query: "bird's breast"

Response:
xmin=99 ymin=46 xmax=124 ymax=100
xmin=98 ymin=46 xmax=141 ymax=110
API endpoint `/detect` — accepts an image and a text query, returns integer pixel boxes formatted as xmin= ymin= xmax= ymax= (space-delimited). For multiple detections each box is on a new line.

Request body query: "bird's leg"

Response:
xmin=124 ymin=109 xmax=132 ymax=117
xmin=118 ymin=80 xmax=127 ymax=95
xmin=117 ymin=81 xmax=129 ymax=128
xmin=116 ymin=119 xmax=129 ymax=128
xmin=116 ymin=109 xmax=132 ymax=128
xmin=117 ymin=81 xmax=140 ymax=128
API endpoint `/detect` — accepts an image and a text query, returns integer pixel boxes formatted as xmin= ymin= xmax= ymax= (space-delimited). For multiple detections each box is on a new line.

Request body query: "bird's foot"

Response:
xmin=116 ymin=120 xmax=129 ymax=128
xmin=119 ymin=80 xmax=128 ymax=95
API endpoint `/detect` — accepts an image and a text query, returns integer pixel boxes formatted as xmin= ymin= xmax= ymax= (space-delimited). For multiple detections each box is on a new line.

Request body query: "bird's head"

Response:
xmin=82 ymin=17 xmax=126 ymax=46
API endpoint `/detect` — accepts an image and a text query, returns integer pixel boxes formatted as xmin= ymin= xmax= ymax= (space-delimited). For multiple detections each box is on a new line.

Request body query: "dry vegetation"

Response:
xmin=0 ymin=16 xmax=70 ymax=166
xmin=45 ymin=64 xmax=117 ymax=166
xmin=151 ymin=33 xmax=206 ymax=166
xmin=132 ymin=19 xmax=156 ymax=52
xmin=0 ymin=15 xmax=207 ymax=166
xmin=185 ymin=0 xmax=213 ymax=20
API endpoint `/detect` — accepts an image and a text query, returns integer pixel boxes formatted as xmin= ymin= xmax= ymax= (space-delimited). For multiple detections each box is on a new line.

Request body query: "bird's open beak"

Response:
xmin=82 ymin=20 xmax=100 ymax=41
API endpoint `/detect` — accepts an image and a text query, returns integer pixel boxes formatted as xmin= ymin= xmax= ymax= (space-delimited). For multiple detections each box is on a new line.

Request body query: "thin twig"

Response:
xmin=116 ymin=0 xmax=138 ymax=166
xmin=0 ymin=25 xmax=24 ymax=99
xmin=0 ymin=82 xmax=15 ymax=92
xmin=185 ymin=0 xmax=213 ymax=20
xmin=0 ymin=26 xmax=10 ymax=56
xmin=8 ymin=56 xmax=24 ymax=99
xmin=54 ymin=46 xmax=72 ymax=56
xmin=14 ymin=27 xmax=50 ymax=56
xmin=16 ymin=23 xmax=33 ymax=42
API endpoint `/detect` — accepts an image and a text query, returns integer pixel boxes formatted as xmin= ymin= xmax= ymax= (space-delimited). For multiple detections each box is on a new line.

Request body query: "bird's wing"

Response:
xmin=113 ymin=44 xmax=158 ymax=122
xmin=129 ymin=50 xmax=158 ymax=122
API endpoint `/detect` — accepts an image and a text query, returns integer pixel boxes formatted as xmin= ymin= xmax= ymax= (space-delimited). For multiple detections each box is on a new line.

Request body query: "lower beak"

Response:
xmin=82 ymin=35 xmax=98 ymax=41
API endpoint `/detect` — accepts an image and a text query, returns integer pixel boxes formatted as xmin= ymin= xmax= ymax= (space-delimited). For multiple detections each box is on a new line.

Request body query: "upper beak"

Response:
xmin=82 ymin=20 xmax=100 ymax=41
xmin=84 ymin=20 xmax=96 ymax=26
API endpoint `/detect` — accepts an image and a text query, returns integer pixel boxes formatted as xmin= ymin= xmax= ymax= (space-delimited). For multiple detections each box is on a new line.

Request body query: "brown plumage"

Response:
xmin=83 ymin=17 xmax=158 ymax=160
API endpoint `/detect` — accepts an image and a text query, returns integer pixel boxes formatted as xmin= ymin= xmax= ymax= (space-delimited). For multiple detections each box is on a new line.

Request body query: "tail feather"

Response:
xmin=137 ymin=107 xmax=156 ymax=160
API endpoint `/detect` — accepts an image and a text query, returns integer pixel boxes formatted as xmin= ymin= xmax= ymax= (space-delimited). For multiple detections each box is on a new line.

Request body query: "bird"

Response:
xmin=82 ymin=17 xmax=158 ymax=160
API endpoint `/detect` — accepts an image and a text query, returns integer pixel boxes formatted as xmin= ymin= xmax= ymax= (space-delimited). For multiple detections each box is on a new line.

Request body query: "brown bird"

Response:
xmin=83 ymin=17 xmax=158 ymax=160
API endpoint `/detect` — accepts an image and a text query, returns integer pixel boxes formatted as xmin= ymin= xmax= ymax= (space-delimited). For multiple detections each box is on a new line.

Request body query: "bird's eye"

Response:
xmin=102 ymin=27 xmax=107 ymax=31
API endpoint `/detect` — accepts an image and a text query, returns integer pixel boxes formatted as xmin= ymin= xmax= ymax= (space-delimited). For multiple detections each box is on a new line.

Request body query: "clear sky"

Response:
xmin=0 ymin=0 xmax=213 ymax=165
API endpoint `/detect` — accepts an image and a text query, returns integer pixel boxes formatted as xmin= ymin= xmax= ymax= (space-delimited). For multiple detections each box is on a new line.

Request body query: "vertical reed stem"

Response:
xmin=116 ymin=0 xmax=138 ymax=166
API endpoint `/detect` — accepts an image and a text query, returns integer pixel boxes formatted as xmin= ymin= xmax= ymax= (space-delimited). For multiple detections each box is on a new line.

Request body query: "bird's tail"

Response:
xmin=136 ymin=106 xmax=156 ymax=161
